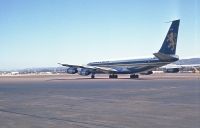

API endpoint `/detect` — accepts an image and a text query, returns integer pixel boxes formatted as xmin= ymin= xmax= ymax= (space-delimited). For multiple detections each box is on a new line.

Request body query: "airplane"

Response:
xmin=161 ymin=63 xmax=200 ymax=73
xmin=59 ymin=19 xmax=180 ymax=79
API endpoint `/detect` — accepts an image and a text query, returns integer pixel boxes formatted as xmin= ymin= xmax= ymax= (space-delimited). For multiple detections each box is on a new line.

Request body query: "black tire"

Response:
xmin=109 ymin=74 xmax=118 ymax=79
xmin=91 ymin=75 xmax=95 ymax=79
xmin=130 ymin=74 xmax=139 ymax=79
xmin=130 ymin=74 xmax=134 ymax=79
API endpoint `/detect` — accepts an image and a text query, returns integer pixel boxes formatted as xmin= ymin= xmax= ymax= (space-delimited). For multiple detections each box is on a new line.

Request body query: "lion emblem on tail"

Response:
xmin=166 ymin=32 xmax=177 ymax=51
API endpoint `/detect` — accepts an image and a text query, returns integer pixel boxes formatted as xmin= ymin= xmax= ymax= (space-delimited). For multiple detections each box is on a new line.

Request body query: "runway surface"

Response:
xmin=0 ymin=73 xmax=200 ymax=128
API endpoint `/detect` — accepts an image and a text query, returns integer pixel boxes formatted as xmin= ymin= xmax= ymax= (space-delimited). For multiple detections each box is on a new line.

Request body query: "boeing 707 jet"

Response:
xmin=59 ymin=20 xmax=180 ymax=79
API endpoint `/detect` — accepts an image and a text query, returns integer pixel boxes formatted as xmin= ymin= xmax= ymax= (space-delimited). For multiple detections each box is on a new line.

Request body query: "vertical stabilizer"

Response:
xmin=159 ymin=20 xmax=180 ymax=55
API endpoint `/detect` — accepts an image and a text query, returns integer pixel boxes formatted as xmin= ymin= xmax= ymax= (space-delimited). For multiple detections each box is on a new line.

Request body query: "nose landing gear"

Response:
xmin=91 ymin=73 xmax=95 ymax=79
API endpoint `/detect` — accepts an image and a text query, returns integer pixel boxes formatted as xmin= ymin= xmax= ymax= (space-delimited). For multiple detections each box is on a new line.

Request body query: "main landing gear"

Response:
xmin=109 ymin=74 xmax=118 ymax=79
xmin=109 ymin=74 xmax=139 ymax=79
xmin=91 ymin=74 xmax=139 ymax=79
xmin=130 ymin=74 xmax=139 ymax=79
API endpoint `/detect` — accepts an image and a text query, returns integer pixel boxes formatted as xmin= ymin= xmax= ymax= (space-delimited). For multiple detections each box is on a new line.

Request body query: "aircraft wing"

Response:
xmin=179 ymin=64 xmax=200 ymax=68
xmin=58 ymin=63 xmax=85 ymax=68
xmin=58 ymin=63 xmax=118 ymax=73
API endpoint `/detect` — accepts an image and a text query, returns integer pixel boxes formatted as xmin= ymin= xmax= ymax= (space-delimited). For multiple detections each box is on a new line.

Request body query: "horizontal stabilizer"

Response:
xmin=153 ymin=52 xmax=178 ymax=61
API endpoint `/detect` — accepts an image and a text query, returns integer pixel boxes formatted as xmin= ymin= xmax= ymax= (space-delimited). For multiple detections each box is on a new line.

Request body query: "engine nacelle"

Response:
xmin=66 ymin=67 xmax=78 ymax=74
xmin=140 ymin=71 xmax=153 ymax=75
xmin=163 ymin=68 xmax=179 ymax=73
xmin=78 ymin=69 xmax=91 ymax=76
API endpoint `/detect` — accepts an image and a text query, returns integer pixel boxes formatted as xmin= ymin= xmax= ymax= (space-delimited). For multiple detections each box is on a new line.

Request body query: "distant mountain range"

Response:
xmin=175 ymin=58 xmax=200 ymax=65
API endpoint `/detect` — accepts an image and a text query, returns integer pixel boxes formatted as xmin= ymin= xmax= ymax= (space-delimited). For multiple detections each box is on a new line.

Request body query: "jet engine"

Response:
xmin=78 ymin=69 xmax=91 ymax=76
xmin=163 ymin=68 xmax=179 ymax=73
xmin=140 ymin=71 xmax=153 ymax=75
xmin=66 ymin=67 xmax=78 ymax=74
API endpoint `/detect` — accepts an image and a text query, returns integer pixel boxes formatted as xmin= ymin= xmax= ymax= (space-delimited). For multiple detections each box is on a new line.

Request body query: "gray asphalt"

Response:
xmin=0 ymin=74 xmax=200 ymax=128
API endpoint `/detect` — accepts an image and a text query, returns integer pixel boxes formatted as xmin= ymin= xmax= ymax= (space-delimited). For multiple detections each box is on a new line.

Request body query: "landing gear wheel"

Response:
xmin=130 ymin=74 xmax=139 ymax=79
xmin=91 ymin=74 xmax=95 ymax=79
xmin=109 ymin=74 xmax=118 ymax=79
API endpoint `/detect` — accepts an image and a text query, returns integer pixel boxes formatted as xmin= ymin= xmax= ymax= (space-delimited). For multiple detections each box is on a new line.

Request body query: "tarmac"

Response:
xmin=0 ymin=73 xmax=199 ymax=128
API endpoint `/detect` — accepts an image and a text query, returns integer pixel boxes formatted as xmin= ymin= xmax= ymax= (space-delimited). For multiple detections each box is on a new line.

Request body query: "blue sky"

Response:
xmin=0 ymin=0 xmax=199 ymax=70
